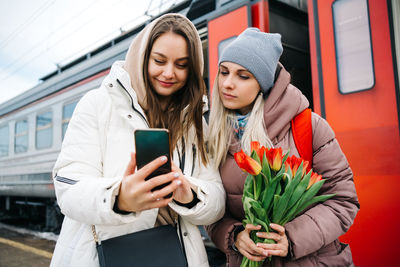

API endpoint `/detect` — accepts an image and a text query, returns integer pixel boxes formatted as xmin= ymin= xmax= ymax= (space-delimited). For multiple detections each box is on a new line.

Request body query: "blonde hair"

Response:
xmin=207 ymin=74 xmax=274 ymax=168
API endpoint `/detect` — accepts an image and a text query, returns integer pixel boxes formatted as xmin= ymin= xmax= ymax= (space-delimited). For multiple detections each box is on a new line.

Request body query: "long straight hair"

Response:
xmin=207 ymin=72 xmax=274 ymax=168
xmin=142 ymin=15 xmax=208 ymax=164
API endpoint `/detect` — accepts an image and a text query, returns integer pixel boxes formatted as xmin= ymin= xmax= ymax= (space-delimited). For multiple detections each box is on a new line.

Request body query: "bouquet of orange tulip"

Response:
xmin=234 ymin=141 xmax=334 ymax=267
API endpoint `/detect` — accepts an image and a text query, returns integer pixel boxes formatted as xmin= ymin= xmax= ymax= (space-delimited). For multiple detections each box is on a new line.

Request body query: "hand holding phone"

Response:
xmin=134 ymin=129 xmax=173 ymax=198
xmin=117 ymin=153 xmax=179 ymax=212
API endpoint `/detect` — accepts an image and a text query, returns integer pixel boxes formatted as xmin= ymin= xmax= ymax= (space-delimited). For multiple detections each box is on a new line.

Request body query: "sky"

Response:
xmin=0 ymin=0 xmax=185 ymax=105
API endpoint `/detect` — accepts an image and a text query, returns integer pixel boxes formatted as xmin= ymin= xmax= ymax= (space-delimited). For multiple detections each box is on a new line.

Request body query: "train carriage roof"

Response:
xmin=0 ymin=0 xmax=307 ymax=117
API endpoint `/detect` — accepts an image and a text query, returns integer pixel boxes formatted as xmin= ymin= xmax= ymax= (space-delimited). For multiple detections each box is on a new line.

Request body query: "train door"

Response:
xmin=308 ymin=0 xmax=400 ymax=266
xmin=207 ymin=0 xmax=311 ymax=103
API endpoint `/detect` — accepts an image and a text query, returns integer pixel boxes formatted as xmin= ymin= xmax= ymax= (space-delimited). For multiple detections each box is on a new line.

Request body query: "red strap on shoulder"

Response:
xmin=291 ymin=108 xmax=313 ymax=169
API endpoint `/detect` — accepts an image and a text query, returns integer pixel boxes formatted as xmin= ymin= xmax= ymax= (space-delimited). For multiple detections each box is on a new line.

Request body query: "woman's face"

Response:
xmin=218 ymin=62 xmax=261 ymax=114
xmin=148 ymin=31 xmax=189 ymax=102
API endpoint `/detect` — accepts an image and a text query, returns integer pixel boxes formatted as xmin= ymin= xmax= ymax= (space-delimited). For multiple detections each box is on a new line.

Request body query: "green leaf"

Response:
xmin=262 ymin=153 xmax=271 ymax=184
xmin=271 ymin=171 xmax=300 ymax=223
xmin=250 ymin=200 xmax=266 ymax=220
xmin=261 ymin=174 xmax=282 ymax=212
xmin=243 ymin=174 xmax=254 ymax=199
xmin=271 ymin=194 xmax=281 ymax=221
xmin=255 ymin=174 xmax=263 ymax=200
xmin=254 ymin=217 xmax=269 ymax=232
xmin=297 ymin=179 xmax=326 ymax=208
xmin=286 ymin=170 xmax=311 ymax=210
xmin=251 ymin=149 xmax=261 ymax=164
xmin=280 ymin=197 xmax=303 ymax=224
xmin=288 ymin=172 xmax=311 ymax=209
xmin=293 ymin=194 xmax=336 ymax=219
xmin=282 ymin=151 xmax=289 ymax=166
xmin=285 ymin=162 xmax=293 ymax=178
xmin=243 ymin=197 xmax=256 ymax=223
xmin=276 ymin=181 xmax=282 ymax=195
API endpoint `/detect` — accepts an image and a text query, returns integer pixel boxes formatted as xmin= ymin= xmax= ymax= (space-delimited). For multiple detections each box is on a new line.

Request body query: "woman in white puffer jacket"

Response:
xmin=50 ymin=13 xmax=225 ymax=267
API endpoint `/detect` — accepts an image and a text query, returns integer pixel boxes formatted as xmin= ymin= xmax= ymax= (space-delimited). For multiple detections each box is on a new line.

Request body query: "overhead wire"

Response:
xmin=0 ymin=0 xmax=56 ymax=51
xmin=0 ymin=0 xmax=182 ymax=84
xmin=0 ymin=0 xmax=130 ymax=83
xmin=0 ymin=0 xmax=102 ymax=79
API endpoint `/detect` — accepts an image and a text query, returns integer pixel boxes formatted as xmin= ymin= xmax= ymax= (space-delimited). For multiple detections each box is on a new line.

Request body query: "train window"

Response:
xmin=36 ymin=111 xmax=53 ymax=149
xmin=15 ymin=119 xmax=28 ymax=153
xmin=0 ymin=125 xmax=9 ymax=157
xmin=62 ymin=101 xmax=78 ymax=139
xmin=332 ymin=0 xmax=375 ymax=93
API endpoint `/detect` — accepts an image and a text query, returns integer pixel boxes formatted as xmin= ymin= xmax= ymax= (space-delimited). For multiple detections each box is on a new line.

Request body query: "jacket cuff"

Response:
xmin=174 ymin=188 xmax=200 ymax=209
xmin=231 ymin=224 xmax=245 ymax=252
xmin=112 ymin=195 xmax=131 ymax=215
xmin=227 ymin=222 xmax=244 ymax=254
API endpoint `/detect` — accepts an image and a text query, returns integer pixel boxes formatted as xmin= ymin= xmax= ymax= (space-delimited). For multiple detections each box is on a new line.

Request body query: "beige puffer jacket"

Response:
xmin=206 ymin=65 xmax=359 ymax=266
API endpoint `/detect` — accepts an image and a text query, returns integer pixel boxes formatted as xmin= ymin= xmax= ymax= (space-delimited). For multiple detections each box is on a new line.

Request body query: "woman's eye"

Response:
xmin=220 ymin=71 xmax=229 ymax=75
xmin=239 ymin=75 xmax=249 ymax=80
xmin=176 ymin=63 xmax=188 ymax=69
xmin=154 ymin=59 xmax=165 ymax=64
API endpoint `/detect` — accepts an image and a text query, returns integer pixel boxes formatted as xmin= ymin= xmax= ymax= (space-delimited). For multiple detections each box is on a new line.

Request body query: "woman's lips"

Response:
xmin=158 ymin=80 xmax=175 ymax=88
xmin=222 ymin=92 xmax=236 ymax=99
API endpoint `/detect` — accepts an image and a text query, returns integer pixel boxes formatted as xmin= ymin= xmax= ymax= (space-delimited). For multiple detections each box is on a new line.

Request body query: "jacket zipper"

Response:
xmin=116 ymin=78 xmax=149 ymax=127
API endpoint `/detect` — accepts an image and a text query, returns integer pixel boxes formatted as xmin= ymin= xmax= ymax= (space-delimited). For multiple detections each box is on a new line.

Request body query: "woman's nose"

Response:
xmin=162 ymin=64 xmax=174 ymax=79
xmin=222 ymin=74 xmax=234 ymax=89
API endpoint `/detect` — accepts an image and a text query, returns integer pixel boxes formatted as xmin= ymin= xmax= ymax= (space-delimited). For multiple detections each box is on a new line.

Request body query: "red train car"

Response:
xmin=308 ymin=1 xmax=400 ymax=266
xmin=207 ymin=0 xmax=400 ymax=266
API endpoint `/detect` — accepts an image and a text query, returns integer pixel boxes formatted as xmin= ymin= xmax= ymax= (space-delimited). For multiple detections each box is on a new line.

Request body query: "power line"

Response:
xmin=0 ymin=0 xmax=105 ymax=79
xmin=0 ymin=0 xmax=56 ymax=51
xmin=0 ymin=0 xmax=183 ymax=84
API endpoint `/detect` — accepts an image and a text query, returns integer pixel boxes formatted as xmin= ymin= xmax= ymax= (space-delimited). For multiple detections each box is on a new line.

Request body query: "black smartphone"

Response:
xmin=134 ymin=128 xmax=172 ymax=198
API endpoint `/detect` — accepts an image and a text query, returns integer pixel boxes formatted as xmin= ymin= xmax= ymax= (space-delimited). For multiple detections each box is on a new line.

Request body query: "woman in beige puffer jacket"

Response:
xmin=206 ymin=27 xmax=359 ymax=266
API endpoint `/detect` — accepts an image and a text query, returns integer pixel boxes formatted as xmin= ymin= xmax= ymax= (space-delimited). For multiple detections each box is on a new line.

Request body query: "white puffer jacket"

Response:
xmin=50 ymin=62 xmax=226 ymax=267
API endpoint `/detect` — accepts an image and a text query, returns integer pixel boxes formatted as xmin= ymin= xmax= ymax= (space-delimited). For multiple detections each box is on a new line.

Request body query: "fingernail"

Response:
xmin=173 ymin=172 xmax=180 ymax=178
xmin=176 ymin=180 xmax=182 ymax=185
xmin=256 ymin=232 xmax=261 ymax=236
xmin=160 ymin=156 xmax=167 ymax=162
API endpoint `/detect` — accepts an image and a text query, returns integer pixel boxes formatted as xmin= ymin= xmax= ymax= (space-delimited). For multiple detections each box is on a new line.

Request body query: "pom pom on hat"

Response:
xmin=219 ymin=28 xmax=283 ymax=94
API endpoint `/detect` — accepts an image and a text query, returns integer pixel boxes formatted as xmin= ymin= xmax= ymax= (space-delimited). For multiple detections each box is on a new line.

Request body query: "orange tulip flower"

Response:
xmin=251 ymin=141 xmax=265 ymax=163
xmin=266 ymin=147 xmax=283 ymax=171
xmin=308 ymin=172 xmax=323 ymax=189
xmin=234 ymin=150 xmax=262 ymax=176
xmin=286 ymin=155 xmax=309 ymax=177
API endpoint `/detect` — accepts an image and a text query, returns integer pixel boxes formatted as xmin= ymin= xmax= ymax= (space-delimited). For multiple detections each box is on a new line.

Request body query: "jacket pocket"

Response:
xmin=316 ymin=240 xmax=353 ymax=267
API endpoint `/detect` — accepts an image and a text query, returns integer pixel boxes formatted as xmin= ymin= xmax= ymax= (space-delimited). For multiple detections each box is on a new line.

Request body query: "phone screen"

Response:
xmin=134 ymin=129 xmax=172 ymax=196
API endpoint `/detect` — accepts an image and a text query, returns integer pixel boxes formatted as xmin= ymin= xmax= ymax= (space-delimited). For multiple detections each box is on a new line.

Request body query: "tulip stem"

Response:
xmin=253 ymin=176 xmax=257 ymax=199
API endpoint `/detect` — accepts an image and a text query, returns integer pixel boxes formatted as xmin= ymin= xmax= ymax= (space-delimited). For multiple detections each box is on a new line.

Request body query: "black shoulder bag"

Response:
xmin=92 ymin=217 xmax=187 ymax=267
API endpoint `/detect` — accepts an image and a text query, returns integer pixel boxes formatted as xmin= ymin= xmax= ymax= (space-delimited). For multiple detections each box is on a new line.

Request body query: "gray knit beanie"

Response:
xmin=219 ymin=28 xmax=283 ymax=94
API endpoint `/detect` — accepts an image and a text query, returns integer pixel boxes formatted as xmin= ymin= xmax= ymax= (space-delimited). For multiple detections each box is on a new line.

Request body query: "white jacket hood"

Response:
xmin=123 ymin=13 xmax=204 ymax=110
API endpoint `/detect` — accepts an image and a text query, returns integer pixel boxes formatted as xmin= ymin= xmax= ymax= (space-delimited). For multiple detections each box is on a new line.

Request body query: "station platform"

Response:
xmin=0 ymin=223 xmax=56 ymax=267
